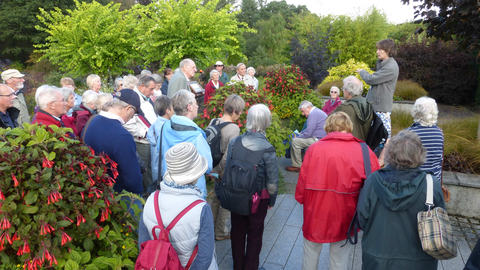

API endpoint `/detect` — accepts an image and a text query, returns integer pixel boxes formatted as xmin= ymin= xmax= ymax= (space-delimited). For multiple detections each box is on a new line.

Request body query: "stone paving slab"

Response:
xmin=456 ymin=172 xmax=480 ymax=188
xmin=214 ymin=158 xmax=474 ymax=269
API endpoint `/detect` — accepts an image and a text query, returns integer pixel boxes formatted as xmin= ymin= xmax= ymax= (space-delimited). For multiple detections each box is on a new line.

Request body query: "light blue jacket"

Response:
xmin=159 ymin=115 xmax=212 ymax=199
xmin=147 ymin=116 xmax=169 ymax=183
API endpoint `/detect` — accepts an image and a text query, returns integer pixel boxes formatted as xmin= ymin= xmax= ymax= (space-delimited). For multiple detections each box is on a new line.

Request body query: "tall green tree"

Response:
xmin=236 ymin=0 xmax=260 ymax=28
xmin=35 ymin=0 xmax=141 ymax=77
xmin=258 ymin=13 xmax=289 ymax=63
xmin=258 ymin=0 xmax=309 ymax=26
xmin=327 ymin=7 xmax=390 ymax=66
xmin=133 ymin=0 xmax=250 ymax=68
xmin=0 ymin=0 xmax=109 ymax=63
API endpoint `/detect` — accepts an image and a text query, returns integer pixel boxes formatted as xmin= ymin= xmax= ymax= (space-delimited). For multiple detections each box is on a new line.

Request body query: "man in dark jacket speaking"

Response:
xmin=334 ymin=76 xmax=373 ymax=142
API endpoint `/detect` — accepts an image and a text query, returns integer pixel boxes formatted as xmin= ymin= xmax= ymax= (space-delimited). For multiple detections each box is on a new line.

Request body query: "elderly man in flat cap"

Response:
xmin=1 ymin=69 xmax=30 ymax=126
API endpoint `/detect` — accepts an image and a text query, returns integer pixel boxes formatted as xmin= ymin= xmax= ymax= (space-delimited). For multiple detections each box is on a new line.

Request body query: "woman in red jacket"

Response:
xmin=204 ymin=69 xmax=224 ymax=104
xmin=295 ymin=112 xmax=380 ymax=270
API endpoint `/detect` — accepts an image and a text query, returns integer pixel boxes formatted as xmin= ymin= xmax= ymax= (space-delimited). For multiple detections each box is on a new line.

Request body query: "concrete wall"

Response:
xmin=443 ymin=171 xmax=480 ymax=218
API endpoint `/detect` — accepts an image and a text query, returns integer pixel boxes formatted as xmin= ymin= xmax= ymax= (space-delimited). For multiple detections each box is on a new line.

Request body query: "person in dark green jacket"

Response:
xmin=358 ymin=130 xmax=445 ymax=270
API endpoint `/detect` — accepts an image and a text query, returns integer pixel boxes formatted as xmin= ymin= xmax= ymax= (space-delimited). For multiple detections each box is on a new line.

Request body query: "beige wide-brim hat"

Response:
xmin=215 ymin=61 xmax=224 ymax=66
xmin=165 ymin=142 xmax=208 ymax=185
xmin=1 ymin=69 xmax=25 ymax=81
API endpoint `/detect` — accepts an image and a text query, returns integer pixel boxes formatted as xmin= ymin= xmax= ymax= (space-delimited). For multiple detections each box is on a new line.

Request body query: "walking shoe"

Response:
xmin=286 ymin=166 xmax=301 ymax=172
xmin=215 ymin=234 xmax=231 ymax=241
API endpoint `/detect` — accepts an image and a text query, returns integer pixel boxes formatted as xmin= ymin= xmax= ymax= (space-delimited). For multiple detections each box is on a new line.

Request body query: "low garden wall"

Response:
xmin=443 ymin=171 xmax=480 ymax=218
xmin=321 ymin=97 xmax=414 ymax=113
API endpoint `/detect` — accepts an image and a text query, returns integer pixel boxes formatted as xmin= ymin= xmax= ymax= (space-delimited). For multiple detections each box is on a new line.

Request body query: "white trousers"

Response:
xmin=302 ymin=238 xmax=352 ymax=270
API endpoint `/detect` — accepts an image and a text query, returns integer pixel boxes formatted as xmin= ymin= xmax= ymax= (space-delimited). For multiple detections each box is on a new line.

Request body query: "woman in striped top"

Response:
xmin=406 ymin=97 xmax=444 ymax=180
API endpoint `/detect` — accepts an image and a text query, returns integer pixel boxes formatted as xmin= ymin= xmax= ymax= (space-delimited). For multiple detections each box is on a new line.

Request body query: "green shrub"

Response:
xmin=263 ymin=65 xmax=323 ymax=131
xmin=396 ymin=39 xmax=477 ymax=105
xmin=0 ymin=124 xmax=139 ymax=269
xmin=394 ymin=80 xmax=427 ymax=101
xmin=320 ymin=59 xmax=373 ymax=95
xmin=195 ymin=83 xmax=291 ymax=158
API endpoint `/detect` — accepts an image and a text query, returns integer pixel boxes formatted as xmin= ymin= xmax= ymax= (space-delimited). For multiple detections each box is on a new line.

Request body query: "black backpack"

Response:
xmin=215 ymin=135 xmax=275 ymax=216
xmin=204 ymin=119 xmax=234 ymax=168
xmin=365 ymin=112 xmax=388 ymax=151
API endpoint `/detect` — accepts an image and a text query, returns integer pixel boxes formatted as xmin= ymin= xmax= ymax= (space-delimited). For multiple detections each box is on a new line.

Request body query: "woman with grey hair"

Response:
xmin=114 ymin=77 xmax=123 ymax=93
xmin=358 ymin=130 xmax=445 ymax=270
xmin=225 ymin=104 xmax=279 ymax=270
xmin=247 ymin=67 xmax=258 ymax=91
xmin=72 ymin=90 xmax=98 ymax=137
xmin=151 ymin=74 xmax=164 ymax=101
xmin=322 ymin=86 xmax=341 ymax=115
xmin=58 ymin=87 xmax=78 ymax=134
xmin=138 ymin=142 xmax=217 ymax=269
xmin=406 ymin=97 xmax=444 ymax=180
xmin=204 ymin=69 xmax=224 ymax=104
xmin=95 ymin=93 xmax=113 ymax=112
xmin=122 ymin=74 xmax=139 ymax=90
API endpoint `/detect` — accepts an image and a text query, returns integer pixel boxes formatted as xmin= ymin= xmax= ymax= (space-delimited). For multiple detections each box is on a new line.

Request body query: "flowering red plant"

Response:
xmin=263 ymin=65 xmax=323 ymax=130
xmin=196 ymin=82 xmax=291 ymax=157
xmin=0 ymin=125 xmax=138 ymax=269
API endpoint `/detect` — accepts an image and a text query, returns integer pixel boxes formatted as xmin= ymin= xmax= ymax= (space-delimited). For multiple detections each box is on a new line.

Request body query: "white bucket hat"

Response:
xmin=164 ymin=142 xmax=208 ymax=185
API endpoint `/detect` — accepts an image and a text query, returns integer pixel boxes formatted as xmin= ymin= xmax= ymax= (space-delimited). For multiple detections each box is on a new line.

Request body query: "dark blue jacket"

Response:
xmin=83 ymin=114 xmax=143 ymax=195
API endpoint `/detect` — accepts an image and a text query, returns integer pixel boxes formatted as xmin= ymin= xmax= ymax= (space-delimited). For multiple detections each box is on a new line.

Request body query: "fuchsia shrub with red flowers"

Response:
xmin=263 ymin=65 xmax=323 ymax=131
xmin=195 ymin=82 xmax=291 ymax=157
xmin=0 ymin=125 xmax=138 ymax=269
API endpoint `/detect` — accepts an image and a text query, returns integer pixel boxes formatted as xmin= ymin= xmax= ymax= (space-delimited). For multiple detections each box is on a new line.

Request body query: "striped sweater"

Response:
xmin=406 ymin=123 xmax=444 ymax=180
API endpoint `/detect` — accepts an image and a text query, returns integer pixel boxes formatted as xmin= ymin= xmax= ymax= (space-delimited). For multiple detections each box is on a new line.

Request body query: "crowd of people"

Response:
xmin=1 ymin=38 xmax=477 ymax=270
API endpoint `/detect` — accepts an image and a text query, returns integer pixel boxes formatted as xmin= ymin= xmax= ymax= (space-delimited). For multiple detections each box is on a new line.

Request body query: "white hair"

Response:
xmin=411 ymin=97 xmax=439 ymax=127
xmin=95 ymin=93 xmax=113 ymax=111
xmin=172 ymin=89 xmax=196 ymax=116
xmin=122 ymin=75 xmax=138 ymax=89
xmin=210 ymin=69 xmax=219 ymax=77
xmin=58 ymin=87 xmax=74 ymax=102
xmin=82 ymin=90 xmax=98 ymax=105
xmin=246 ymin=104 xmax=271 ymax=133
xmin=35 ymin=85 xmax=58 ymax=106
xmin=298 ymin=100 xmax=313 ymax=109
xmin=37 ymin=87 xmax=61 ymax=109
xmin=342 ymin=76 xmax=363 ymax=96
xmin=247 ymin=67 xmax=255 ymax=75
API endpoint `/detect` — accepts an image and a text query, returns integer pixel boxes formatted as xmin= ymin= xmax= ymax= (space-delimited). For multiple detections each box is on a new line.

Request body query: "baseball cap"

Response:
xmin=214 ymin=61 xmax=224 ymax=66
xmin=114 ymin=89 xmax=143 ymax=116
xmin=1 ymin=69 xmax=25 ymax=81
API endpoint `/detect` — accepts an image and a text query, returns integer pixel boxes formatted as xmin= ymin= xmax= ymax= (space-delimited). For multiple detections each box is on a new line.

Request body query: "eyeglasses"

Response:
xmin=129 ymin=106 xmax=138 ymax=114
xmin=0 ymin=93 xmax=16 ymax=98
xmin=330 ymin=91 xmax=338 ymax=94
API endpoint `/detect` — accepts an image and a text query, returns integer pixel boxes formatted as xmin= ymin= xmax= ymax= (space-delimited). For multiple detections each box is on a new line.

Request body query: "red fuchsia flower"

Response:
xmin=11 ymin=173 xmax=19 ymax=186
xmin=100 ymin=156 xmax=106 ymax=164
xmin=112 ymin=169 xmax=119 ymax=179
xmin=110 ymin=160 xmax=118 ymax=169
xmin=0 ymin=217 xmax=11 ymax=230
xmin=17 ymin=240 xmax=30 ymax=255
xmin=40 ymin=222 xmax=55 ymax=235
xmin=47 ymin=191 xmax=62 ymax=205
xmin=61 ymin=231 xmax=72 ymax=245
xmin=42 ymin=157 xmax=54 ymax=168
xmin=88 ymin=177 xmax=95 ymax=186
xmin=87 ymin=169 xmax=94 ymax=177
xmin=78 ymin=162 xmax=87 ymax=170
xmin=43 ymin=248 xmax=58 ymax=266
xmin=80 ymin=191 xmax=84 ymax=201
xmin=0 ymin=190 xmax=4 ymax=200
xmin=76 ymin=213 xmax=86 ymax=226
xmin=90 ymin=148 xmax=95 ymax=155
xmin=95 ymin=227 xmax=103 ymax=239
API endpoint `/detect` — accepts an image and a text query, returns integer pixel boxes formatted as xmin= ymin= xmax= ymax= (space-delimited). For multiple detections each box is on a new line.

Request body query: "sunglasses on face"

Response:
xmin=331 ymin=91 xmax=338 ymax=94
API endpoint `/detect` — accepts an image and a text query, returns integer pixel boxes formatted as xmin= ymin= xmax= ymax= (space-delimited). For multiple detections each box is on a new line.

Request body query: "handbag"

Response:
xmin=417 ymin=174 xmax=457 ymax=260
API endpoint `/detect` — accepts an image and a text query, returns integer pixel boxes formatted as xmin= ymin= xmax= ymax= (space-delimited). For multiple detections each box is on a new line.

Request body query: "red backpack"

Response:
xmin=135 ymin=191 xmax=203 ymax=270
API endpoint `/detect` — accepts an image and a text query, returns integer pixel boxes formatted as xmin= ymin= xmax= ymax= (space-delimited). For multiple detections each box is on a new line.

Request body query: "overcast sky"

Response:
xmin=284 ymin=0 xmax=421 ymax=24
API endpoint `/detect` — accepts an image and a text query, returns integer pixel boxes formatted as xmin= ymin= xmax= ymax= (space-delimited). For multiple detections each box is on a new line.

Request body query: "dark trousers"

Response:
xmin=231 ymin=199 xmax=269 ymax=270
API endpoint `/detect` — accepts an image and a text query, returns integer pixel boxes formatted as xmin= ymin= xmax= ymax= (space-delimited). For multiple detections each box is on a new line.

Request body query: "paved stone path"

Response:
xmin=212 ymin=157 xmax=475 ymax=269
